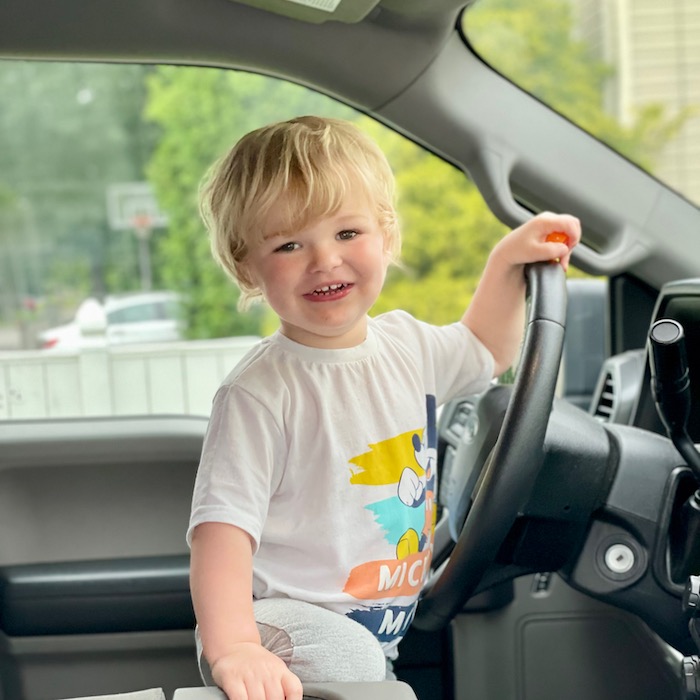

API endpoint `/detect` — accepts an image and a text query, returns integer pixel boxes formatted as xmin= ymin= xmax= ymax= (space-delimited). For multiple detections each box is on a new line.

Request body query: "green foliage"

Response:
xmin=0 ymin=61 xmax=156 ymax=313
xmin=464 ymin=0 xmax=689 ymax=170
xmin=362 ymin=118 xmax=507 ymax=323
xmin=0 ymin=186 xmax=18 ymax=211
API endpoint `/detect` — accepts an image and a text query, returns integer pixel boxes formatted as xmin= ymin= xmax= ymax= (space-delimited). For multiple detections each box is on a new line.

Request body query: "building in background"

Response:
xmin=573 ymin=0 xmax=700 ymax=204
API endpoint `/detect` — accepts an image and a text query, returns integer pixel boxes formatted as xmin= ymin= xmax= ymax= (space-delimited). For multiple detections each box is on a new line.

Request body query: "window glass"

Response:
xmin=463 ymin=0 xmax=700 ymax=207
xmin=0 ymin=61 xmax=508 ymax=420
xmin=108 ymin=303 xmax=159 ymax=324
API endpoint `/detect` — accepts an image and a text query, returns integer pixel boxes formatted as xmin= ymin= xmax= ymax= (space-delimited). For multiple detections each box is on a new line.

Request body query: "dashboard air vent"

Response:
xmin=593 ymin=372 xmax=615 ymax=422
xmin=588 ymin=350 xmax=645 ymax=425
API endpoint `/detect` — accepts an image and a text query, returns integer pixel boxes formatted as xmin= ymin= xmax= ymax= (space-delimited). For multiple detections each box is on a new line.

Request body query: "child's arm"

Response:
xmin=462 ymin=212 xmax=581 ymax=377
xmin=190 ymin=522 xmax=303 ymax=700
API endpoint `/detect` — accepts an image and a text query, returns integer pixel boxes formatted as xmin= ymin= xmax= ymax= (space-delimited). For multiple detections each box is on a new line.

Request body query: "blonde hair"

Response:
xmin=200 ymin=116 xmax=400 ymax=307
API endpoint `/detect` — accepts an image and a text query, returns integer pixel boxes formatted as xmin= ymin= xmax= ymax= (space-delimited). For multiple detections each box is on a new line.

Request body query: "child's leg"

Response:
xmin=254 ymin=597 xmax=388 ymax=683
xmin=195 ymin=598 xmax=388 ymax=685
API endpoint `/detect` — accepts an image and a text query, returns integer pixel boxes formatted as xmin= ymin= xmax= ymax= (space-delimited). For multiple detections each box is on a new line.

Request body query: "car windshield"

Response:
xmin=0 ymin=60 xmax=512 ymax=420
xmin=463 ymin=0 xmax=700 ymax=208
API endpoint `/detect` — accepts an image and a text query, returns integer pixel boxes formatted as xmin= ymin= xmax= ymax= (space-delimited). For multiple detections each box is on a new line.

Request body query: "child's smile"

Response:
xmin=305 ymin=282 xmax=353 ymax=300
xmin=244 ymin=193 xmax=390 ymax=349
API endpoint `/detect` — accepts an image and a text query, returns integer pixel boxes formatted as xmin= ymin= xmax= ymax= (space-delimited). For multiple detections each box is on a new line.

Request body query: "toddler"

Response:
xmin=187 ymin=115 xmax=580 ymax=700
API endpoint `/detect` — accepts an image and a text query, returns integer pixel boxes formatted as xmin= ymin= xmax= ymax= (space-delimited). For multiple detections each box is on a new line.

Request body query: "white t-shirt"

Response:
xmin=188 ymin=310 xmax=493 ymax=658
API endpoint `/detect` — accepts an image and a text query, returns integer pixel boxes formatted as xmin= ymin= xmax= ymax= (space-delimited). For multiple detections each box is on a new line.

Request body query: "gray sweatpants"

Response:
xmin=196 ymin=598 xmax=392 ymax=685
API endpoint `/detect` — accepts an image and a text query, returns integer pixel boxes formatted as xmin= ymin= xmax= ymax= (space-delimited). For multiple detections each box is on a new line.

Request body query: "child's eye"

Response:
xmin=337 ymin=230 xmax=358 ymax=241
xmin=273 ymin=241 xmax=300 ymax=253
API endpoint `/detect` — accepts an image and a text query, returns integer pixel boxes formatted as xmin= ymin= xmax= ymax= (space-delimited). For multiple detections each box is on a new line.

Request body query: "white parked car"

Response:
xmin=38 ymin=291 xmax=184 ymax=350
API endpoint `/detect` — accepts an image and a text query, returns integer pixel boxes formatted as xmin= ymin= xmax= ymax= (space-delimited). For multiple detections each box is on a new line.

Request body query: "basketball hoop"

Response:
xmin=130 ymin=213 xmax=153 ymax=241
xmin=107 ymin=182 xmax=168 ymax=231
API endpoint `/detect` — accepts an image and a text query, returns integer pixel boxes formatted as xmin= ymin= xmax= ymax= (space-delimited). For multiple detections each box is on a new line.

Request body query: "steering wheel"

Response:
xmin=414 ymin=261 xmax=568 ymax=630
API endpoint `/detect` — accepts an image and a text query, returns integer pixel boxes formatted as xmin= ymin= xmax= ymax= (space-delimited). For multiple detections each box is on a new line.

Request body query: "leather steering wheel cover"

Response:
xmin=414 ymin=262 xmax=567 ymax=630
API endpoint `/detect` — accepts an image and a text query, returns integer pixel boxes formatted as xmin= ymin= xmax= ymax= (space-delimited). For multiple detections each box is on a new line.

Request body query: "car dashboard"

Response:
xmin=434 ymin=276 xmax=700 ymax=656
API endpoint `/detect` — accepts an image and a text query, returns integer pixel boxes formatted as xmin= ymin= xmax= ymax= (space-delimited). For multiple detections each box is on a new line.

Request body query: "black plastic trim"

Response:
xmin=0 ymin=555 xmax=193 ymax=636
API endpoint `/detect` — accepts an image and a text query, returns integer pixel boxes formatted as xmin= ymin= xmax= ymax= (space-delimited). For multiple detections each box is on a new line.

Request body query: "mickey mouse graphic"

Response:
xmin=396 ymin=395 xmax=437 ymax=557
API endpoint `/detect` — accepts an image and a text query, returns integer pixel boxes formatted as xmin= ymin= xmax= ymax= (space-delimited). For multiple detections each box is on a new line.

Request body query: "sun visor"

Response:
xmin=230 ymin=0 xmax=381 ymax=23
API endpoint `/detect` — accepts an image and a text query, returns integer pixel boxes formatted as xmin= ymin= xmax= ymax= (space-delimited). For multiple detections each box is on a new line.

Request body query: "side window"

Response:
xmin=0 ymin=61 xmax=507 ymax=419
xmin=108 ymin=303 xmax=158 ymax=324
xmin=106 ymin=309 xmax=128 ymax=325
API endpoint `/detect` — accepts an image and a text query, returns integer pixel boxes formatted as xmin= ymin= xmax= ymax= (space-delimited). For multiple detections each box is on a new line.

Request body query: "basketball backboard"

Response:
xmin=106 ymin=182 xmax=169 ymax=231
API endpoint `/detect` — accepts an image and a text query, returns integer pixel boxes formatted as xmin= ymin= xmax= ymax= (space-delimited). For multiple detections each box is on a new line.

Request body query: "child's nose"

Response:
xmin=309 ymin=243 xmax=342 ymax=272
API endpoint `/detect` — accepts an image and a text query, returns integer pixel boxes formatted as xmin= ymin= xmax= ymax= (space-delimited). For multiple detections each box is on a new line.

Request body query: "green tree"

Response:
xmin=0 ymin=61 xmax=157 ymax=316
xmin=364 ymin=119 xmax=507 ymax=323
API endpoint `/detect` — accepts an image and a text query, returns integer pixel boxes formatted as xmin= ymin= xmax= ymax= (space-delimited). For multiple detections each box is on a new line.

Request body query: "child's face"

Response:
xmin=243 ymin=192 xmax=391 ymax=348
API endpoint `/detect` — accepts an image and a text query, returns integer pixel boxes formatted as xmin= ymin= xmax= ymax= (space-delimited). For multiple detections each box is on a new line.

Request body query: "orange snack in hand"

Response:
xmin=546 ymin=231 xmax=570 ymax=245
xmin=546 ymin=231 xmax=570 ymax=264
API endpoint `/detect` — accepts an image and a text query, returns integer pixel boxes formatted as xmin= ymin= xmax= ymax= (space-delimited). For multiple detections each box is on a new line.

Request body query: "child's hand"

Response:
xmin=210 ymin=642 xmax=303 ymax=700
xmin=493 ymin=212 xmax=581 ymax=272
xmin=463 ymin=212 xmax=581 ymax=375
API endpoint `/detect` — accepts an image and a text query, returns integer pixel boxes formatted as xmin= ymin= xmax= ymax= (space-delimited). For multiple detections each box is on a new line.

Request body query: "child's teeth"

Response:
xmin=312 ymin=283 xmax=345 ymax=295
